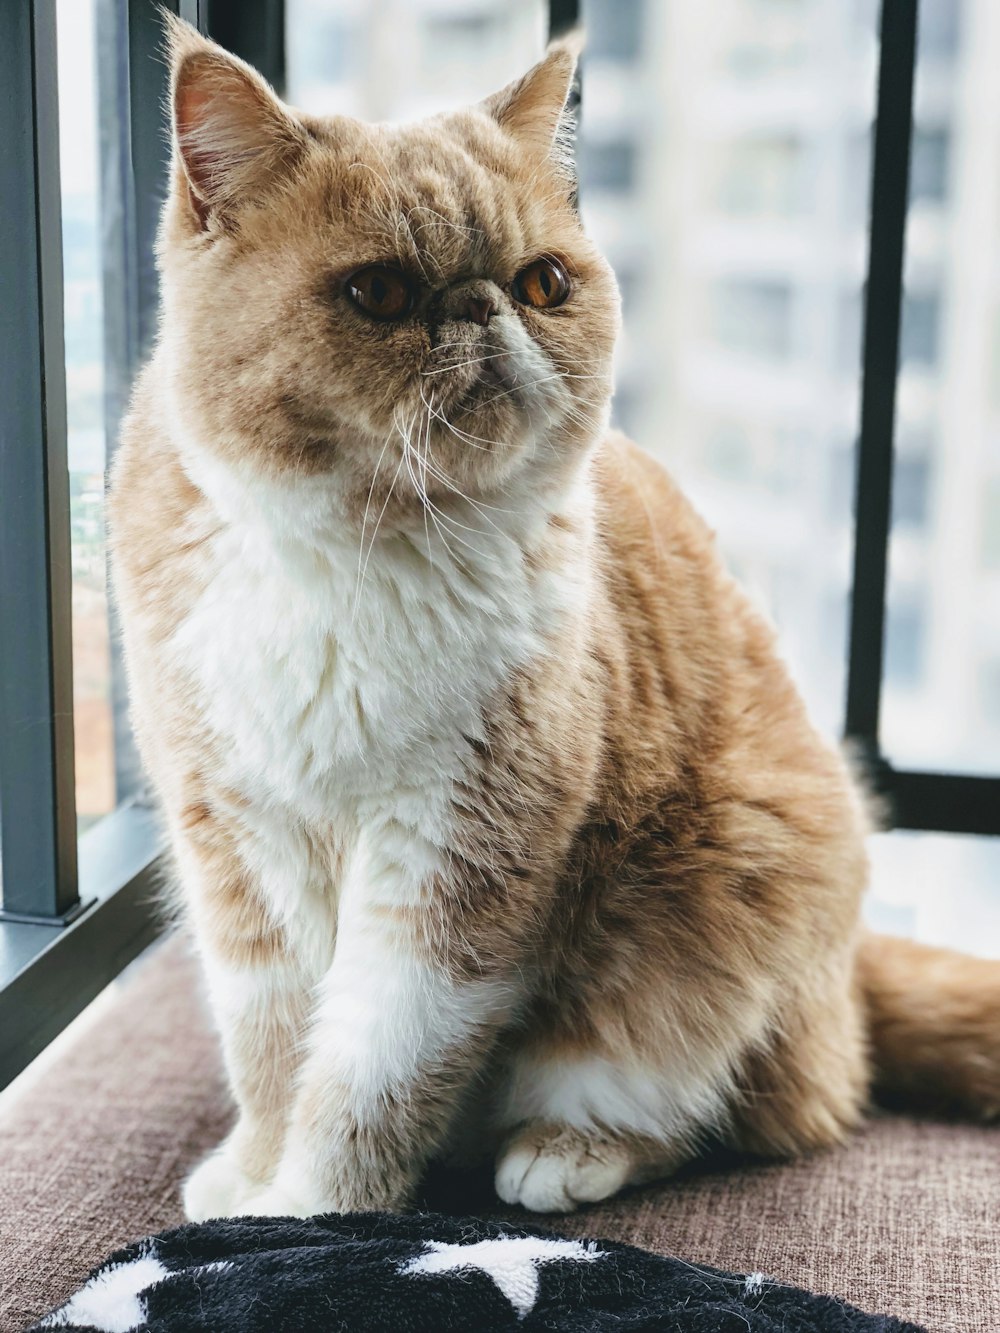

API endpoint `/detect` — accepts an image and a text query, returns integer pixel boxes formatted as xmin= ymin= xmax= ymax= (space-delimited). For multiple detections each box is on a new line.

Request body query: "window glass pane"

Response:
xmin=287 ymin=0 xmax=546 ymax=120
xmin=882 ymin=0 xmax=1000 ymax=776
xmin=580 ymin=0 xmax=878 ymax=740
xmin=57 ymin=0 xmax=115 ymax=834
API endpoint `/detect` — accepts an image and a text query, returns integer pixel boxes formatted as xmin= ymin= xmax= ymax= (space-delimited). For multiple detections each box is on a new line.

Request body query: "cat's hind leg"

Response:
xmin=492 ymin=1048 xmax=710 ymax=1212
xmin=495 ymin=1120 xmax=688 ymax=1213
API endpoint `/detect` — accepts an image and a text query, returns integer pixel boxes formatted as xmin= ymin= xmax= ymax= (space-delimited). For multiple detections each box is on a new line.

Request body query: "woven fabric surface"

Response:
xmin=1 ymin=935 xmax=996 ymax=1333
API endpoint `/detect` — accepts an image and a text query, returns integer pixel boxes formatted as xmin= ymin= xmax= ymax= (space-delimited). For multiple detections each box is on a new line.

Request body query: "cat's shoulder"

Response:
xmin=591 ymin=428 xmax=719 ymax=561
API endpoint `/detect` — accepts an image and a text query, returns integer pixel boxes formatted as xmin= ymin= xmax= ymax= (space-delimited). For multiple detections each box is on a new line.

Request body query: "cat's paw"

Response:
xmin=495 ymin=1123 xmax=634 ymax=1213
xmin=183 ymin=1148 xmax=260 ymax=1221
xmin=234 ymin=1181 xmax=315 ymax=1219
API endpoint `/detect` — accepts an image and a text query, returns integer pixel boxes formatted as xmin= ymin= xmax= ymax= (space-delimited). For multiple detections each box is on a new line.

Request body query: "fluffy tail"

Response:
xmin=858 ymin=932 xmax=1000 ymax=1120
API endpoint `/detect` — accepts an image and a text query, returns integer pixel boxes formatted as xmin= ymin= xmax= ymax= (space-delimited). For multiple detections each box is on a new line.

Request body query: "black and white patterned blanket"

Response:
xmin=31 ymin=1211 xmax=924 ymax=1332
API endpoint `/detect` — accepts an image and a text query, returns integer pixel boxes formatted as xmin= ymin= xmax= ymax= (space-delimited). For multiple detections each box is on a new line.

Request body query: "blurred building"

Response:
xmin=286 ymin=0 xmax=1000 ymax=769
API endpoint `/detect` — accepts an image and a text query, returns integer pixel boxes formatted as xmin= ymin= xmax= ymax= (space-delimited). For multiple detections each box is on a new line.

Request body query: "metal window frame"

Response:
xmin=0 ymin=1 xmax=80 ymax=927
xmin=0 ymin=0 xmax=996 ymax=1092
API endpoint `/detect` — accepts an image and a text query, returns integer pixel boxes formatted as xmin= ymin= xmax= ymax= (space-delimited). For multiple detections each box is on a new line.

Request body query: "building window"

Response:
xmin=900 ymin=291 xmax=941 ymax=368
xmin=884 ymin=600 xmax=926 ymax=688
xmin=910 ymin=127 xmax=950 ymax=205
xmin=982 ymin=481 xmax=1000 ymax=569
xmin=979 ymin=660 xmax=1000 ymax=728
xmin=578 ymin=139 xmax=638 ymax=195
xmin=583 ymin=0 xmax=644 ymax=63
xmin=711 ymin=278 xmax=794 ymax=359
xmin=715 ymin=136 xmax=805 ymax=219
xmin=892 ymin=453 xmax=932 ymax=529
xmin=919 ymin=0 xmax=963 ymax=60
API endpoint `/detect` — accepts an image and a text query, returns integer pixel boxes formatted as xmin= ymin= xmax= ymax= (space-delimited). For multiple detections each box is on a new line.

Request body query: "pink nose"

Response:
xmin=464 ymin=296 xmax=495 ymax=326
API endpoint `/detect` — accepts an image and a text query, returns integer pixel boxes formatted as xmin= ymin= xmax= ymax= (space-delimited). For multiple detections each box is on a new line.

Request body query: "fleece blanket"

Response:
xmin=31 ymin=1211 xmax=924 ymax=1332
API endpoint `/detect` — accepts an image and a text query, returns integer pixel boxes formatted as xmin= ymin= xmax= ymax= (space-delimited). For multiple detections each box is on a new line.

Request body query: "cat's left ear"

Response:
xmin=481 ymin=34 xmax=582 ymax=194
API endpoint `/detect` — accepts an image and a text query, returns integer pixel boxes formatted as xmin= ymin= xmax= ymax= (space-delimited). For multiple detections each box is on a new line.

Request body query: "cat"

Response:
xmin=109 ymin=16 xmax=1000 ymax=1222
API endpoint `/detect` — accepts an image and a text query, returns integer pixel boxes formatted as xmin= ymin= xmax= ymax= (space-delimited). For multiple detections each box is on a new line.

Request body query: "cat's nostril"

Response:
xmin=463 ymin=296 xmax=495 ymax=327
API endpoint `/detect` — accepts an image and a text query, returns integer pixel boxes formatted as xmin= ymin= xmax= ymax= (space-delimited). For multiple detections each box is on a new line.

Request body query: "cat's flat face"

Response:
xmin=160 ymin=22 xmax=619 ymax=525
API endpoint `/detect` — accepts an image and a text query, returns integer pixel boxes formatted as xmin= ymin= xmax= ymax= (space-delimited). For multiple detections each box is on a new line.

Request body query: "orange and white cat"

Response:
xmin=109 ymin=18 xmax=1000 ymax=1222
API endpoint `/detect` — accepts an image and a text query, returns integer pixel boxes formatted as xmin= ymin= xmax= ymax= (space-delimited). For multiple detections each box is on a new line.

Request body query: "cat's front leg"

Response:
xmin=238 ymin=834 xmax=522 ymax=1217
xmin=184 ymin=949 xmax=312 ymax=1220
xmin=171 ymin=821 xmax=314 ymax=1221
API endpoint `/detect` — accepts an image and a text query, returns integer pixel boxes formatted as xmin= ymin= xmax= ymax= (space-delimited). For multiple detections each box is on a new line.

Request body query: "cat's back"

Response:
xmin=591 ymin=429 xmax=789 ymax=713
xmin=589 ymin=429 xmax=853 ymax=804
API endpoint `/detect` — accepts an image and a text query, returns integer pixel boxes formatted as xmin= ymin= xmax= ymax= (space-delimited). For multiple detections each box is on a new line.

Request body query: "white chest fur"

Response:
xmin=168 ymin=458 xmax=567 ymax=838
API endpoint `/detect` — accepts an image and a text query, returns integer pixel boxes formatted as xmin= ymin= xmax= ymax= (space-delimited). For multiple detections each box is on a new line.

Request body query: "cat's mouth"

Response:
xmin=426 ymin=345 xmax=536 ymax=421
xmin=469 ymin=353 xmax=528 ymax=409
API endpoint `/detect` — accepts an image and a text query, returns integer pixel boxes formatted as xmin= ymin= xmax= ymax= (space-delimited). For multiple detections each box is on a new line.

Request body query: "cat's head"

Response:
xmin=159 ymin=17 xmax=619 ymax=528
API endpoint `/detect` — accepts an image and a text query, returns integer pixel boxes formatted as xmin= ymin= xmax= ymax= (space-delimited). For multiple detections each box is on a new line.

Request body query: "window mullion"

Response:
xmin=844 ymin=0 xmax=919 ymax=754
xmin=0 ymin=0 xmax=81 ymax=922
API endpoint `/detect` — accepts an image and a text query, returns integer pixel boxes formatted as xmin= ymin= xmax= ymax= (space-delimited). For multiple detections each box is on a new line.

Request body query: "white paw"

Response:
xmin=495 ymin=1126 xmax=633 ymax=1213
xmin=234 ymin=1180 xmax=315 ymax=1219
xmin=183 ymin=1148 xmax=260 ymax=1222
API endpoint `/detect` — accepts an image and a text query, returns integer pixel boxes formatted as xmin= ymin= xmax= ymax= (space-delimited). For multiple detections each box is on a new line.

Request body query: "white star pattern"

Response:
xmin=39 ymin=1253 xmax=167 ymax=1332
xmin=40 ymin=1254 xmax=232 ymax=1332
xmin=399 ymin=1235 xmax=604 ymax=1318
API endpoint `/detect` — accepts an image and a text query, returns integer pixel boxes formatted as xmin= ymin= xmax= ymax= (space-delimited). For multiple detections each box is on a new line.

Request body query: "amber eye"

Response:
xmin=511 ymin=257 xmax=571 ymax=310
xmin=345 ymin=265 xmax=416 ymax=321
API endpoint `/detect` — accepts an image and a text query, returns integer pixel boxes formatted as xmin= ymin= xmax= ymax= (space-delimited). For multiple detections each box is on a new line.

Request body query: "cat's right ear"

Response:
xmin=480 ymin=34 xmax=583 ymax=198
xmin=166 ymin=14 xmax=307 ymax=230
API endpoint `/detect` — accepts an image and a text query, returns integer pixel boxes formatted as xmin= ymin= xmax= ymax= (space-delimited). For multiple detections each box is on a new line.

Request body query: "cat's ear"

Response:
xmin=165 ymin=14 xmax=307 ymax=229
xmin=481 ymin=34 xmax=582 ymax=191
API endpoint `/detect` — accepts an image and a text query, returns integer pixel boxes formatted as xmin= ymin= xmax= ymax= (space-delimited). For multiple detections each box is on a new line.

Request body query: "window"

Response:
xmin=892 ymin=452 xmax=931 ymax=528
xmin=714 ymin=137 xmax=805 ymax=219
xmin=884 ymin=599 xmax=926 ymax=686
xmin=582 ymin=0 xmax=643 ymax=62
xmin=980 ymin=661 xmax=1000 ymax=728
xmin=711 ymin=279 xmax=795 ymax=359
xmin=910 ymin=126 xmax=950 ymax=204
xmin=578 ymin=139 xmax=638 ymax=195
xmin=725 ymin=0 xmax=811 ymax=78
xmin=982 ymin=481 xmax=1000 ymax=568
xmin=900 ymin=291 xmax=941 ymax=367
xmin=919 ymin=0 xmax=963 ymax=59
xmin=2 ymin=0 xmax=998 ymax=1090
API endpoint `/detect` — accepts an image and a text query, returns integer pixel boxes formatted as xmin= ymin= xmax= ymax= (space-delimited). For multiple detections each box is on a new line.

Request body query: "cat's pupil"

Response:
xmin=539 ymin=269 xmax=551 ymax=297
xmin=372 ymin=276 xmax=387 ymax=305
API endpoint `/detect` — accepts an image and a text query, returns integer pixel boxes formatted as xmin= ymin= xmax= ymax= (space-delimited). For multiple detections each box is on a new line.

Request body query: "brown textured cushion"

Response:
xmin=0 ymin=935 xmax=996 ymax=1333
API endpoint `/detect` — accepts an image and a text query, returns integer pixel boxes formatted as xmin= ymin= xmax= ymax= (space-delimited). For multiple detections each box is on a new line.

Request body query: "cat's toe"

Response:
xmin=494 ymin=1125 xmax=632 ymax=1214
xmin=182 ymin=1149 xmax=259 ymax=1221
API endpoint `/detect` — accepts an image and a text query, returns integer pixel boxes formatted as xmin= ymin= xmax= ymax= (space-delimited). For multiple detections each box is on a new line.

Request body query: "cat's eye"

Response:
xmin=345 ymin=265 xmax=416 ymax=322
xmin=511 ymin=257 xmax=571 ymax=310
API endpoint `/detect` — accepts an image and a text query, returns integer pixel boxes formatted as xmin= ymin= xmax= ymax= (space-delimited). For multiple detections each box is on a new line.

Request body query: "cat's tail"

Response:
xmin=858 ymin=931 xmax=1000 ymax=1120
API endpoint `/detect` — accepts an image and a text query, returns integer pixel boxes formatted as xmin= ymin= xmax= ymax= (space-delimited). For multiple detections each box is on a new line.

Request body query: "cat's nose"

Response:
xmin=462 ymin=296 xmax=495 ymax=327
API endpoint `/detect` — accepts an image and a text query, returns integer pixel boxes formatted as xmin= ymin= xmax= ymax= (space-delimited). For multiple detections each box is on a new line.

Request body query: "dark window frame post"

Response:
xmin=0 ymin=0 xmax=82 ymax=925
